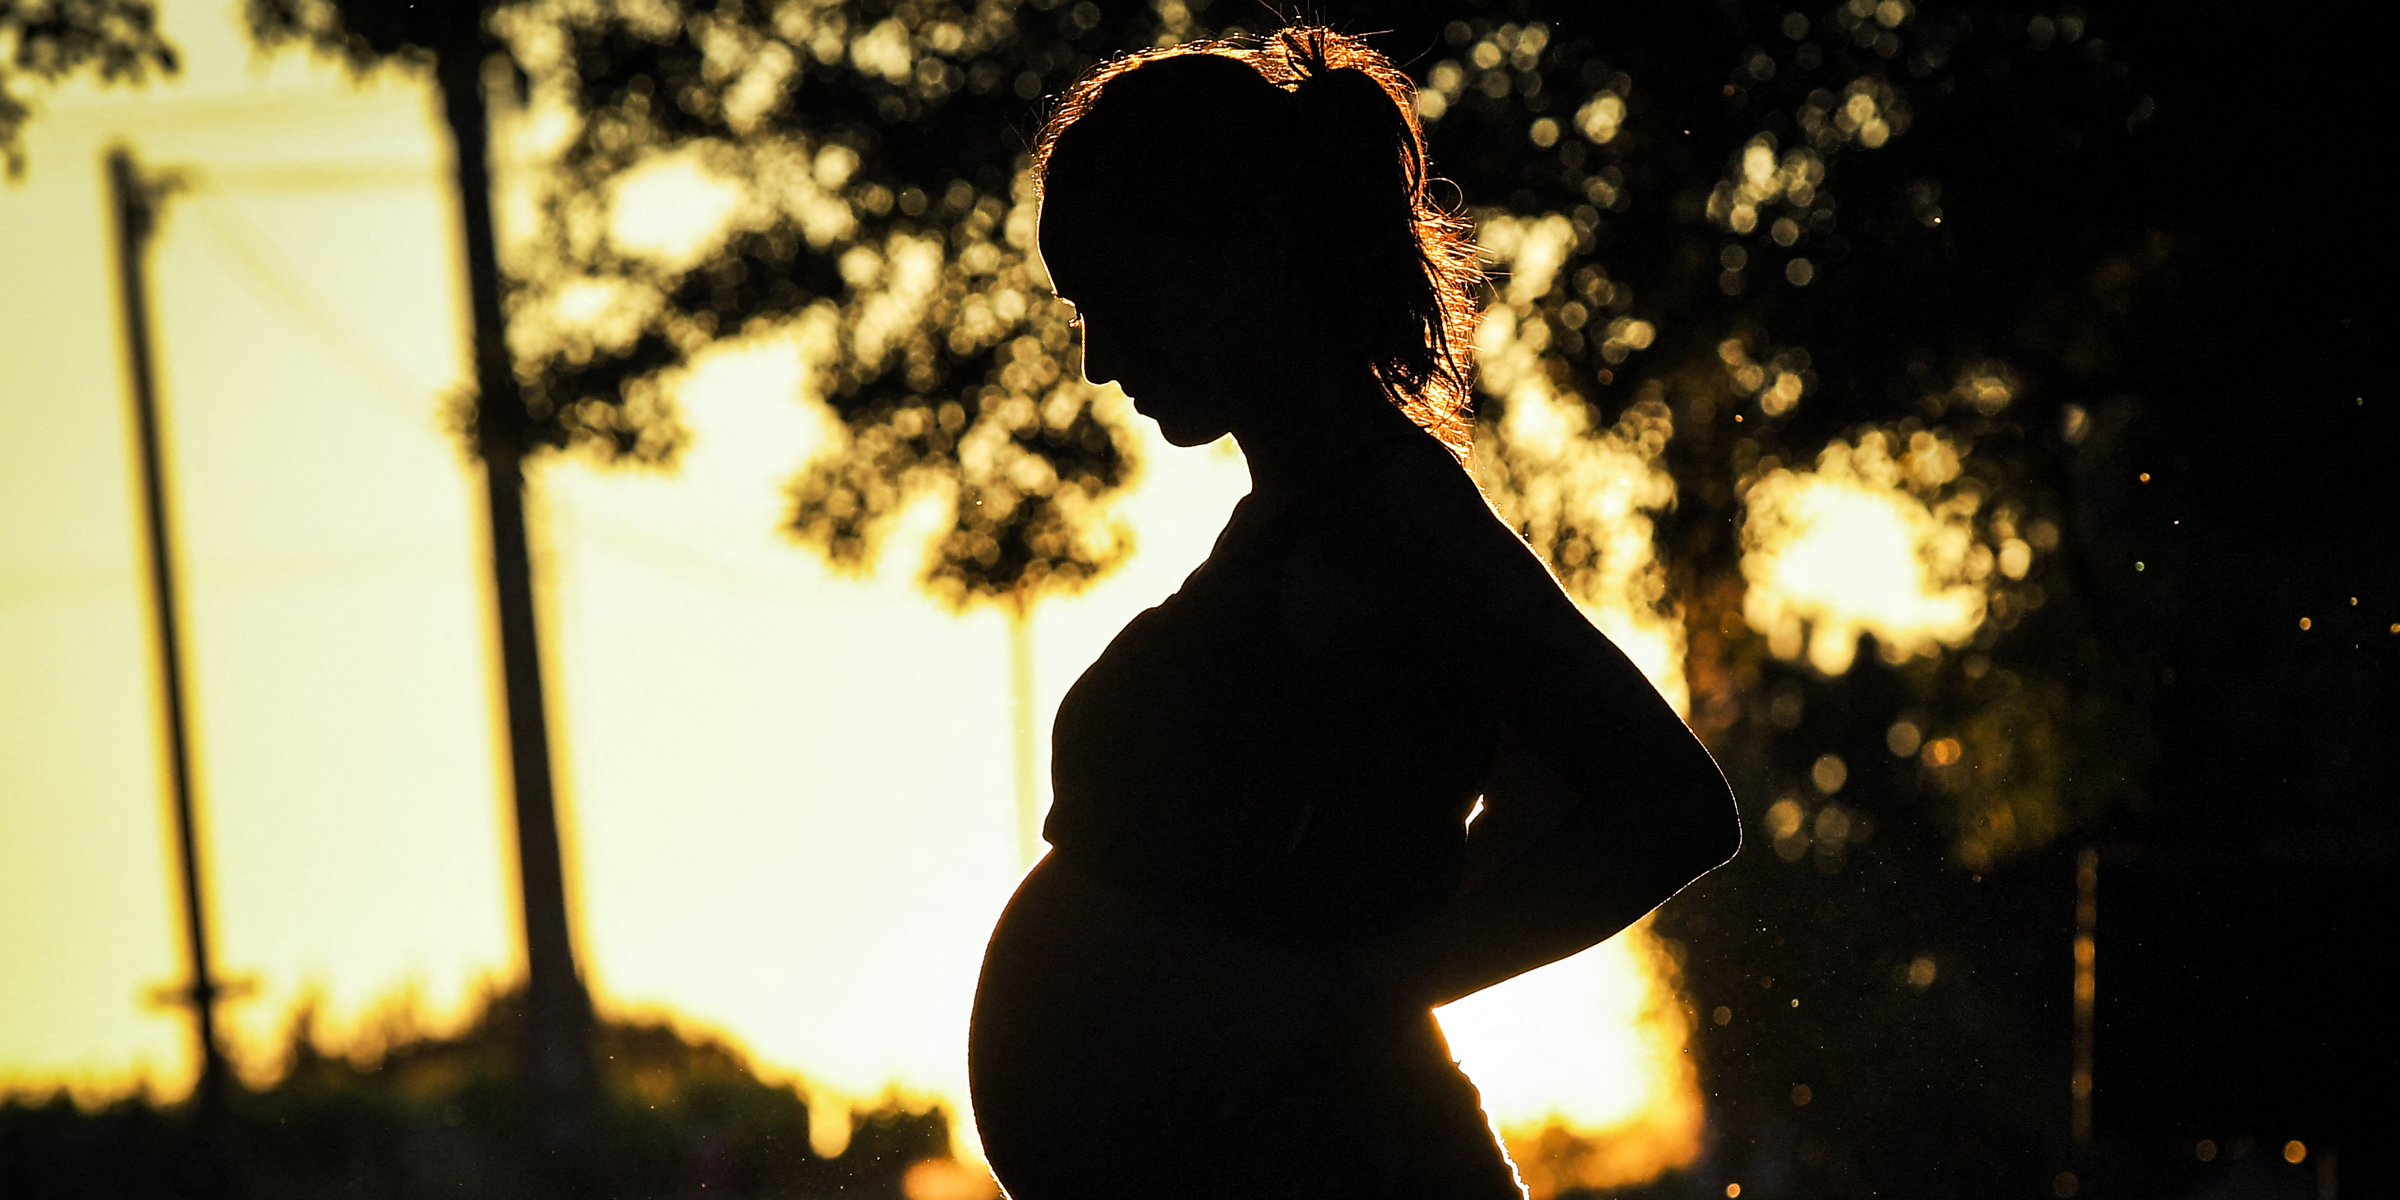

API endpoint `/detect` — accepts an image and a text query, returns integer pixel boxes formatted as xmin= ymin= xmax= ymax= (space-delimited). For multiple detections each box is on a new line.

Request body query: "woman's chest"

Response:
xmin=1052 ymin=508 xmax=1482 ymax=797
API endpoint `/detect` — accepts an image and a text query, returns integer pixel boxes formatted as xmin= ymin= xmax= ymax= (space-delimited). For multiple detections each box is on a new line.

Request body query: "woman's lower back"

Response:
xmin=969 ymin=854 xmax=1524 ymax=1200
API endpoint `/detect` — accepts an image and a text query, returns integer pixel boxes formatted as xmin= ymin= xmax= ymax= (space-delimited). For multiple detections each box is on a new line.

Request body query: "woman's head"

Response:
xmin=1034 ymin=28 xmax=1481 ymax=454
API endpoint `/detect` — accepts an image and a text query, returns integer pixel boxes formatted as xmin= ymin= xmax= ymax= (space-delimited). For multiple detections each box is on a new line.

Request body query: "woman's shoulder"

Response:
xmin=1286 ymin=432 xmax=1565 ymax=631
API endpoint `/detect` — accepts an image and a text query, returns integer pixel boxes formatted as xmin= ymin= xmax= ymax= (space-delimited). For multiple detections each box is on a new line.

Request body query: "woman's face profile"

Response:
xmin=1040 ymin=199 xmax=1284 ymax=448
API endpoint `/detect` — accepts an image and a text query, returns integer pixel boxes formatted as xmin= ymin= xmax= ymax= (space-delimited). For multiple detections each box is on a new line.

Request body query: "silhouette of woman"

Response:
xmin=968 ymin=29 xmax=1740 ymax=1199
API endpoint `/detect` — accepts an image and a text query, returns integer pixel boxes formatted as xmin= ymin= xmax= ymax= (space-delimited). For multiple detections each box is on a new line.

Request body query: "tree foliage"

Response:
xmin=1417 ymin=2 xmax=2160 ymax=876
xmin=0 ymin=0 xmax=176 ymax=175
xmin=249 ymin=0 xmax=1197 ymax=608
xmin=503 ymin=0 xmax=1238 ymax=606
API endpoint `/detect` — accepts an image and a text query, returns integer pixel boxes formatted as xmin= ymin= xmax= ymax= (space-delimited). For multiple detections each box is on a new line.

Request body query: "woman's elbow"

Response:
xmin=1661 ymin=775 xmax=1742 ymax=881
xmin=1696 ymin=793 xmax=1744 ymax=871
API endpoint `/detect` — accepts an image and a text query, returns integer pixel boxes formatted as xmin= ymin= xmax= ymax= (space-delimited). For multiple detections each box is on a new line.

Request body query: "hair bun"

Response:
xmin=1289 ymin=62 xmax=1411 ymax=189
xmin=1291 ymin=64 xmax=1387 ymax=121
xmin=1284 ymin=60 xmax=1417 ymax=287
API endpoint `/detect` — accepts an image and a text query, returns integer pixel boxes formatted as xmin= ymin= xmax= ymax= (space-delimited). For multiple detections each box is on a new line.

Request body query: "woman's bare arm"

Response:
xmin=1332 ymin=447 xmax=1740 ymax=1011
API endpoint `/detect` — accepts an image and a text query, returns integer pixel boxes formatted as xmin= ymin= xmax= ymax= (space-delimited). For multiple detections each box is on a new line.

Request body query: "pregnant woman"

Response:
xmin=968 ymin=28 xmax=1741 ymax=1199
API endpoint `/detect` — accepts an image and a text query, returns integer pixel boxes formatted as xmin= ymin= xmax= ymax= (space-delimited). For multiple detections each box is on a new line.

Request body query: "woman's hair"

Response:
xmin=1034 ymin=27 xmax=1483 ymax=457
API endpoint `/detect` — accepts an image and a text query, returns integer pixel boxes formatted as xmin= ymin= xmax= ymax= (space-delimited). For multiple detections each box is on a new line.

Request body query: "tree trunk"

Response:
xmin=434 ymin=44 xmax=597 ymax=1174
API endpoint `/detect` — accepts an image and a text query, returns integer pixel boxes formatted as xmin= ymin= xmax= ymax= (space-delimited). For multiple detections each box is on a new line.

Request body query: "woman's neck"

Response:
xmin=1230 ymin=362 xmax=1424 ymax=500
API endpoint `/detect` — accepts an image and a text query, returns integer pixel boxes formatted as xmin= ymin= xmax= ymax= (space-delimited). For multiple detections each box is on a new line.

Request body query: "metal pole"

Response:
xmin=108 ymin=145 xmax=231 ymax=1193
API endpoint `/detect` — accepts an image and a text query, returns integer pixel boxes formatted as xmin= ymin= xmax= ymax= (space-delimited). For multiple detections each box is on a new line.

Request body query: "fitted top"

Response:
xmin=1044 ymin=437 xmax=1501 ymax=952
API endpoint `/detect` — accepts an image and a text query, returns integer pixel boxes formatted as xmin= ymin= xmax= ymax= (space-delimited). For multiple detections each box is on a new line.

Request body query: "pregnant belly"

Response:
xmin=967 ymin=854 xmax=1521 ymax=1199
xmin=967 ymin=852 xmax=1335 ymax=1193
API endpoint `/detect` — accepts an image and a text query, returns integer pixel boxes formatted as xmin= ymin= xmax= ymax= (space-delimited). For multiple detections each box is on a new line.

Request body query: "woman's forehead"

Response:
xmin=1039 ymin=203 xmax=1162 ymax=299
xmin=1036 ymin=218 xmax=1104 ymax=303
xmin=1040 ymin=183 xmax=1139 ymax=249
xmin=1041 ymin=193 xmax=1263 ymax=297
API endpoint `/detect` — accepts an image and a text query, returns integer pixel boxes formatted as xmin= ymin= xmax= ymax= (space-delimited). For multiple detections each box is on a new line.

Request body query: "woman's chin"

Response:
xmin=1133 ymin=399 xmax=1230 ymax=447
xmin=1157 ymin=422 xmax=1229 ymax=448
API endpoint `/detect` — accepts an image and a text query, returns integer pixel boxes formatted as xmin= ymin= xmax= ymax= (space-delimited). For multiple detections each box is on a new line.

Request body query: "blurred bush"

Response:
xmin=0 ymin=987 xmax=961 ymax=1199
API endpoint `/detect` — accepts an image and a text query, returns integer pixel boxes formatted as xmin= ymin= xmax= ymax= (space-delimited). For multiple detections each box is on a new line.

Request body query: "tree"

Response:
xmin=1 ymin=0 xmax=177 ymax=176
xmin=241 ymin=0 xmax=621 ymax=1177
